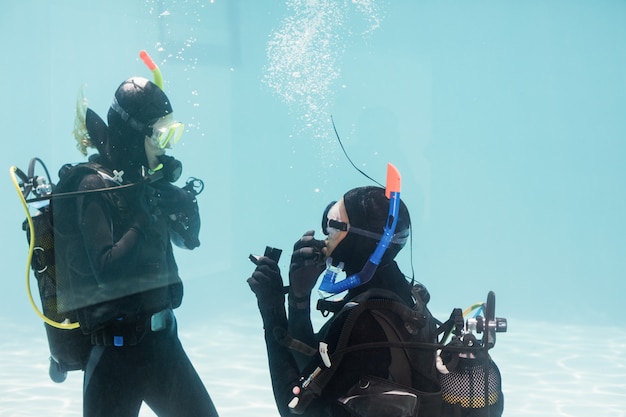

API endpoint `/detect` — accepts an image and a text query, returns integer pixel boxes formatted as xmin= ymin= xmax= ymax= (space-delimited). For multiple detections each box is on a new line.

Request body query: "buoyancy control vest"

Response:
xmin=288 ymin=284 xmax=443 ymax=417
xmin=52 ymin=161 xmax=184 ymax=333
xmin=21 ymin=160 xmax=184 ymax=382
xmin=22 ymin=162 xmax=124 ymax=382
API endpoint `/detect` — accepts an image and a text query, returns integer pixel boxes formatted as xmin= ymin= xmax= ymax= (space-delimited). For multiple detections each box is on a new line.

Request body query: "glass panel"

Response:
xmin=2 ymin=1 xmax=625 ymax=416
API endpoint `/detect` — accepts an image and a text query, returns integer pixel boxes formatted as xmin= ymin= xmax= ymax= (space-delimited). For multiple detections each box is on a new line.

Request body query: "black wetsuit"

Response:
xmin=54 ymin=163 xmax=218 ymax=417
xmin=261 ymin=262 xmax=441 ymax=417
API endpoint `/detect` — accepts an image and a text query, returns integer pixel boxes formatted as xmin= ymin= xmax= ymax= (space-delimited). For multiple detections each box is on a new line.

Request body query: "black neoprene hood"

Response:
xmin=104 ymin=77 xmax=173 ymax=174
xmin=331 ymin=186 xmax=410 ymax=275
xmin=110 ymin=77 xmax=173 ymax=134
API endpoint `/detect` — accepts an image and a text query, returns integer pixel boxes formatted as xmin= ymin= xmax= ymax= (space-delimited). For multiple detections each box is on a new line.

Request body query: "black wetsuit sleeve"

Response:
xmin=288 ymin=300 xmax=317 ymax=370
xmin=77 ymin=175 xmax=141 ymax=281
xmin=259 ymin=307 xmax=305 ymax=417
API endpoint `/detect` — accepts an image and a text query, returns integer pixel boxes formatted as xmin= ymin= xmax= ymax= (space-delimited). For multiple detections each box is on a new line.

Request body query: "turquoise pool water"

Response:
xmin=1 ymin=317 xmax=625 ymax=416
xmin=1 ymin=1 xmax=625 ymax=416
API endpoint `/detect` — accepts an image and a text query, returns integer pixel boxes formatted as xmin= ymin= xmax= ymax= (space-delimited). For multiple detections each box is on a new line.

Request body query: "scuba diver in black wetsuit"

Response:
xmin=247 ymin=164 xmax=443 ymax=417
xmin=52 ymin=75 xmax=219 ymax=417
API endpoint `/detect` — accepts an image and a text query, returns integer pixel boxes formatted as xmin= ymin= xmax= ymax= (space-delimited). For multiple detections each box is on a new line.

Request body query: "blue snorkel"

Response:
xmin=319 ymin=163 xmax=402 ymax=294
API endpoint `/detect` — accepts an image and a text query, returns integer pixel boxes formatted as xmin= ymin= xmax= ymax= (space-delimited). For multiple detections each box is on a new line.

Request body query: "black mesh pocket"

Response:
xmin=440 ymin=357 xmax=503 ymax=417
xmin=24 ymin=208 xmax=61 ymax=318
xmin=24 ymin=208 xmax=92 ymax=375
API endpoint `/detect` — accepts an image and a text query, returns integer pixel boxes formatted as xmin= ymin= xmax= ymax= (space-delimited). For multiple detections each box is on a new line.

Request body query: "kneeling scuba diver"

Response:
xmin=248 ymin=163 xmax=506 ymax=417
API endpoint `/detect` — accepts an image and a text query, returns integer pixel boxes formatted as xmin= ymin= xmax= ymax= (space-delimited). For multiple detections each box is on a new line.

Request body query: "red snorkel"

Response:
xmin=139 ymin=50 xmax=164 ymax=90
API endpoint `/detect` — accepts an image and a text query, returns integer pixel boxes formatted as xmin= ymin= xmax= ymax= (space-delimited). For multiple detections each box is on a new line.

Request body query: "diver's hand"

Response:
xmin=289 ymin=230 xmax=326 ymax=299
xmin=151 ymin=181 xmax=197 ymax=216
xmin=169 ymin=211 xmax=201 ymax=249
xmin=247 ymin=257 xmax=286 ymax=313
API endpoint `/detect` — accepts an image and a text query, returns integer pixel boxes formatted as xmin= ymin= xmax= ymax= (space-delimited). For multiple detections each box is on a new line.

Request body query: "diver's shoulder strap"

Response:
xmin=56 ymin=161 xmax=124 ymax=192
xmin=52 ymin=161 xmax=133 ymax=236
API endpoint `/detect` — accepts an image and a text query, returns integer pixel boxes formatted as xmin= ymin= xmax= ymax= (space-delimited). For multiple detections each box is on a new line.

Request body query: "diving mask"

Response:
xmin=322 ymin=200 xmax=409 ymax=245
xmin=149 ymin=115 xmax=184 ymax=149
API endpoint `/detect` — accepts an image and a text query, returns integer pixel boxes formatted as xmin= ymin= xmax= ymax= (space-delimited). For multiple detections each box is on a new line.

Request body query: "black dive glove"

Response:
xmin=151 ymin=181 xmax=201 ymax=249
xmin=247 ymin=257 xmax=287 ymax=327
xmin=151 ymin=181 xmax=197 ymax=215
xmin=289 ymin=230 xmax=326 ymax=302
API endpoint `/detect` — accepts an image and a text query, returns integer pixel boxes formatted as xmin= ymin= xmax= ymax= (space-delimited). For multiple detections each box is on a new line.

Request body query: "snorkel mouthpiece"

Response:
xmin=319 ymin=163 xmax=402 ymax=294
xmin=319 ymin=258 xmax=349 ymax=293
xmin=139 ymin=50 xmax=164 ymax=90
